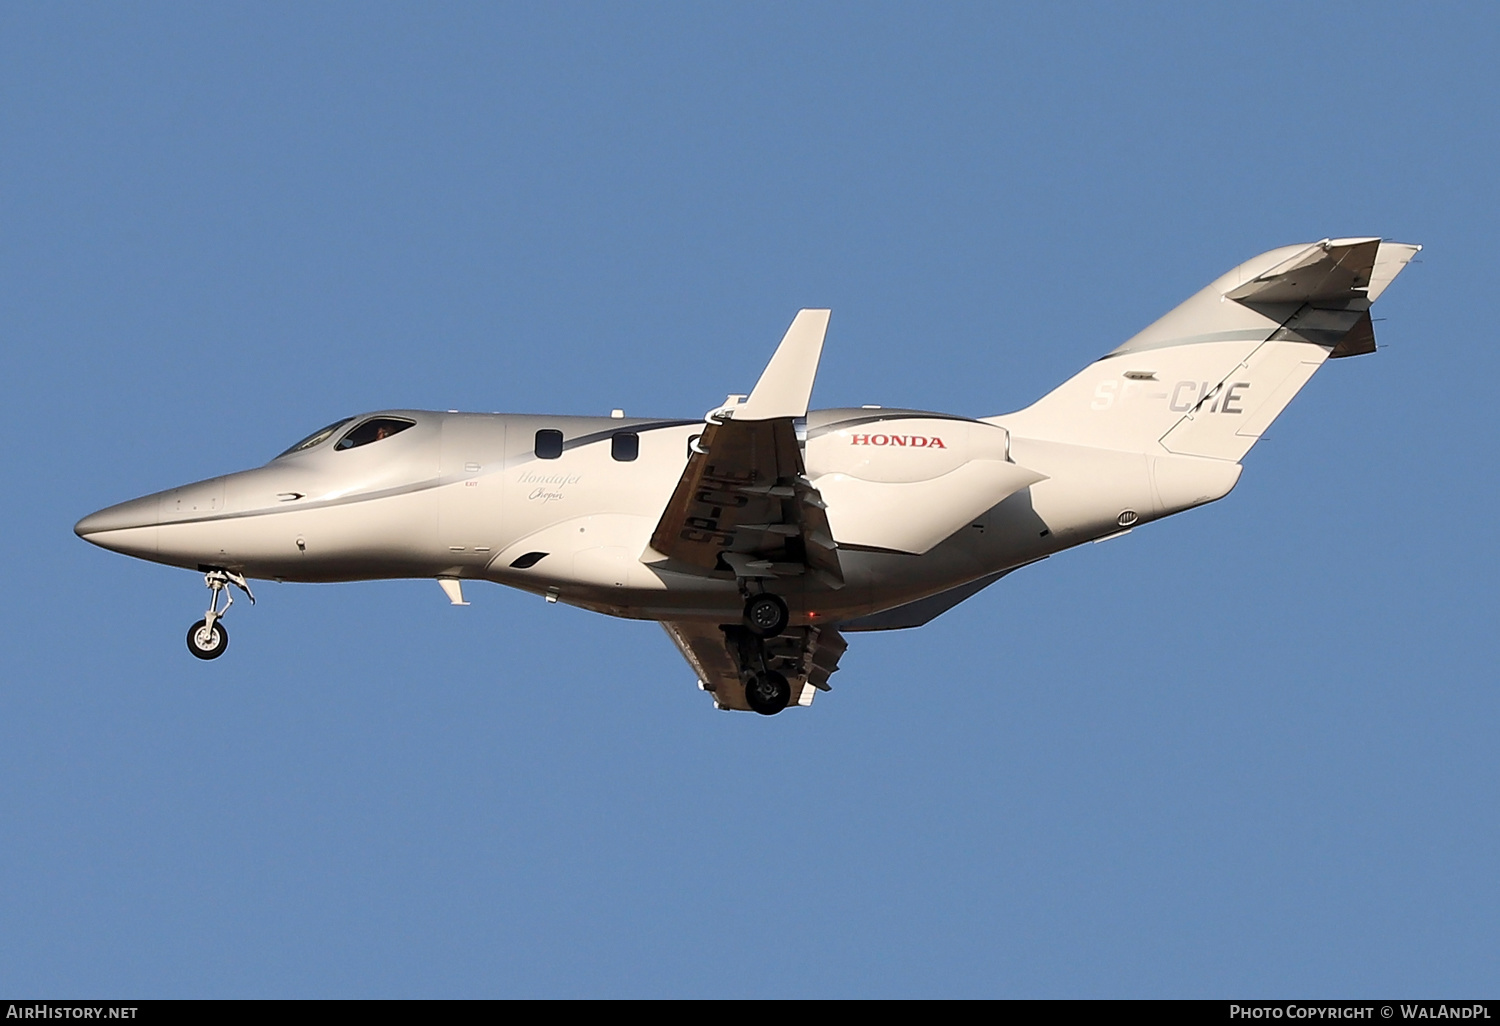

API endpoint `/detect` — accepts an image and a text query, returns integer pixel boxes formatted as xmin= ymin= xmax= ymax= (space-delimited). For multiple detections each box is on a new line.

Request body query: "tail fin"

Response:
xmin=996 ymin=239 xmax=1420 ymax=460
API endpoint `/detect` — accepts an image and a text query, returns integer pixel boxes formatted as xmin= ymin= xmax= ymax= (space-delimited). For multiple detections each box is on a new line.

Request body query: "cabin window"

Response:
xmin=276 ymin=418 xmax=354 ymax=458
xmin=335 ymin=417 xmax=415 ymax=451
xmin=611 ymin=432 xmax=639 ymax=462
xmin=534 ymin=429 xmax=564 ymax=459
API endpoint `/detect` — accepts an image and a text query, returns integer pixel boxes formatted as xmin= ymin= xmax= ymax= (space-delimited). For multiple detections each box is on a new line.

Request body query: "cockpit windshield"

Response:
xmin=335 ymin=417 xmax=416 ymax=451
xmin=276 ymin=418 xmax=354 ymax=459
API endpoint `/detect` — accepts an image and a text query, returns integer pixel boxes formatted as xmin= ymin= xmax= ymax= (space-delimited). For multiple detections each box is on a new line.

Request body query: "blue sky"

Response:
xmin=2 ymin=2 xmax=1496 ymax=997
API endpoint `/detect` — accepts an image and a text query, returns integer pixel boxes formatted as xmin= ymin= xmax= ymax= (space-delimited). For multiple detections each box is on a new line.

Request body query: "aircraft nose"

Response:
xmin=74 ymin=494 xmax=160 ymax=539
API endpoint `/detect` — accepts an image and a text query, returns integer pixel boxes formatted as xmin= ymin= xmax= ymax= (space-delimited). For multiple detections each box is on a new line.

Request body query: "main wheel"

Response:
xmin=744 ymin=593 xmax=790 ymax=638
xmin=187 ymin=619 xmax=228 ymax=660
xmin=745 ymin=671 xmax=791 ymax=715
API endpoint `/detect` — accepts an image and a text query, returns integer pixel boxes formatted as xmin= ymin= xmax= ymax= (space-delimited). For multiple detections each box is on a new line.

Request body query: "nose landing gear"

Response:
xmin=187 ymin=569 xmax=254 ymax=660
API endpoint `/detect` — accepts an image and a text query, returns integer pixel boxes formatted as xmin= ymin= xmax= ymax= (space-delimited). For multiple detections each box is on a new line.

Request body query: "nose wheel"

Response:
xmin=186 ymin=569 xmax=253 ymax=661
xmin=187 ymin=619 xmax=229 ymax=659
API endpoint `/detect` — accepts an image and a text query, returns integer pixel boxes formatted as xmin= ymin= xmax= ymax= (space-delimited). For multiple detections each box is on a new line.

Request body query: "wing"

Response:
xmin=662 ymin=620 xmax=848 ymax=711
xmin=647 ymin=417 xmax=842 ymax=586
xmin=647 ymin=309 xmax=842 ymax=588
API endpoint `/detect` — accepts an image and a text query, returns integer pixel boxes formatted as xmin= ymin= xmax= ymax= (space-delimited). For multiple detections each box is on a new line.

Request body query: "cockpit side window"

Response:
xmin=335 ymin=417 xmax=416 ymax=451
xmin=276 ymin=418 xmax=354 ymax=459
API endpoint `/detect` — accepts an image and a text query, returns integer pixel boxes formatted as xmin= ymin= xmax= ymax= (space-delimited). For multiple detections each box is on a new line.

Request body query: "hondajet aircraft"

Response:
xmin=77 ymin=238 xmax=1419 ymax=714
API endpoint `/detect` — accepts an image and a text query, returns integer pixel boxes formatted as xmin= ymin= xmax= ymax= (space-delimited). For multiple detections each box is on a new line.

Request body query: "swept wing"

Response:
xmin=649 ymin=310 xmax=847 ymax=708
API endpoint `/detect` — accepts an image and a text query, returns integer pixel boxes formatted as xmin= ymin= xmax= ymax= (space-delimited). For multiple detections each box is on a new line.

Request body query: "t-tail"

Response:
xmin=996 ymin=238 xmax=1420 ymax=462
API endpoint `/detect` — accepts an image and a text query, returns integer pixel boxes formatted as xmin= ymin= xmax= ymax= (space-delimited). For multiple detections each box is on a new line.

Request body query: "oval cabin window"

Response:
xmin=611 ymin=432 xmax=639 ymax=462
xmin=534 ymin=429 xmax=564 ymax=460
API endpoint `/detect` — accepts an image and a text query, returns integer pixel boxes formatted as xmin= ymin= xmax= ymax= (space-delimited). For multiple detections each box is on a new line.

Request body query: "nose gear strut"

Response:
xmin=186 ymin=569 xmax=254 ymax=660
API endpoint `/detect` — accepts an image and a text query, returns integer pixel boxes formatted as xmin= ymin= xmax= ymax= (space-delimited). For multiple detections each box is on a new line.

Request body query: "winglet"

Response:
xmin=735 ymin=309 xmax=830 ymax=421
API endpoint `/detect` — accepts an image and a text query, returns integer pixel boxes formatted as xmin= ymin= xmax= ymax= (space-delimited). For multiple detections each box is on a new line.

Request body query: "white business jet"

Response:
xmin=76 ymin=238 xmax=1419 ymax=714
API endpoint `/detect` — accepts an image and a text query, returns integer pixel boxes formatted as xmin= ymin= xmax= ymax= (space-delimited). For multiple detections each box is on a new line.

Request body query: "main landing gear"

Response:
xmin=732 ymin=591 xmax=794 ymax=715
xmin=745 ymin=669 xmax=792 ymax=715
xmin=187 ymin=569 xmax=254 ymax=660
xmin=744 ymin=592 xmax=789 ymax=638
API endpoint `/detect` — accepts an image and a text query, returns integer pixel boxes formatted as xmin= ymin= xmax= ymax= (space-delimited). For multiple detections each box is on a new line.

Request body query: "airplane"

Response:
xmin=75 ymin=238 xmax=1420 ymax=715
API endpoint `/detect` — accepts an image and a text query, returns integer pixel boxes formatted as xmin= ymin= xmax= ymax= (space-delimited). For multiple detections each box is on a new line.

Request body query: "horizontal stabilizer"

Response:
xmin=1225 ymin=237 xmax=1381 ymax=304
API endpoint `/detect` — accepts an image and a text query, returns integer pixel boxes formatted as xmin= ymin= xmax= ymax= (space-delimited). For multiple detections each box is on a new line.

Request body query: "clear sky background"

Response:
xmin=2 ymin=2 xmax=1496 ymax=998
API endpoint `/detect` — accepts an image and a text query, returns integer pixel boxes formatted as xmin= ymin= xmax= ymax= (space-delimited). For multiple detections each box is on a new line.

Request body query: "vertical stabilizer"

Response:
xmin=994 ymin=239 xmax=1420 ymax=462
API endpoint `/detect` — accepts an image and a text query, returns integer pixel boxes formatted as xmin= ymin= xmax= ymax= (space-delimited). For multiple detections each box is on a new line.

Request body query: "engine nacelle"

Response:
xmin=805 ymin=415 xmax=1044 ymax=554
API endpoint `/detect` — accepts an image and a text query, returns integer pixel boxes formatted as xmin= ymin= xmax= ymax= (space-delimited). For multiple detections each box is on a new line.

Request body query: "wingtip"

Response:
xmin=737 ymin=308 xmax=833 ymax=421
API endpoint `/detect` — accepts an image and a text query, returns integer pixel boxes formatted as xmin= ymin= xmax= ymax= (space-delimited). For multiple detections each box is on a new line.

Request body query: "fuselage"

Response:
xmin=74 ymin=406 xmax=1239 ymax=627
xmin=70 ymin=240 xmax=1420 ymax=707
